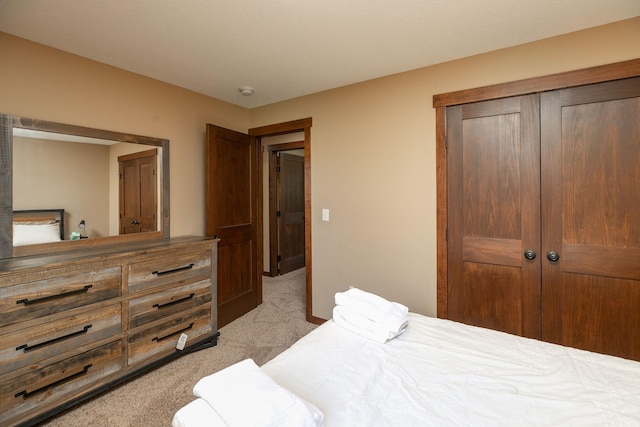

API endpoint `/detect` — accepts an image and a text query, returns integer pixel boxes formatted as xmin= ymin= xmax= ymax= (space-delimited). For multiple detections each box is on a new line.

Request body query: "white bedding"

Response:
xmin=174 ymin=313 xmax=640 ymax=426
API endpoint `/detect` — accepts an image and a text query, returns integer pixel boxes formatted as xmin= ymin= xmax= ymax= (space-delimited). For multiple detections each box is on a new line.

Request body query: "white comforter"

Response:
xmin=175 ymin=314 xmax=640 ymax=426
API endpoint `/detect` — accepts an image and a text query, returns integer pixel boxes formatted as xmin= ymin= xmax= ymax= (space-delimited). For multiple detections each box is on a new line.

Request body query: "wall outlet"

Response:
xmin=322 ymin=208 xmax=330 ymax=222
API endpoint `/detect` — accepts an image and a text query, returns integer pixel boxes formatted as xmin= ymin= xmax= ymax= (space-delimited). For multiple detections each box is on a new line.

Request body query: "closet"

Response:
xmin=434 ymin=59 xmax=640 ymax=361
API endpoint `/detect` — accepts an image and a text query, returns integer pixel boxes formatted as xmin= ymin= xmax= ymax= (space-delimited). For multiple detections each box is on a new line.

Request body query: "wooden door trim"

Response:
xmin=434 ymin=59 xmax=640 ymax=319
xmin=249 ymin=118 xmax=322 ymax=324
xmin=434 ymin=58 xmax=640 ymax=108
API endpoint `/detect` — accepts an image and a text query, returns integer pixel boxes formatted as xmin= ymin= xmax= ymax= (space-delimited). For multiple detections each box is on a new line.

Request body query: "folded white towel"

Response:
xmin=172 ymin=398 xmax=226 ymax=427
xmin=333 ymin=305 xmax=408 ymax=343
xmin=192 ymin=358 xmax=323 ymax=427
xmin=335 ymin=287 xmax=408 ymax=332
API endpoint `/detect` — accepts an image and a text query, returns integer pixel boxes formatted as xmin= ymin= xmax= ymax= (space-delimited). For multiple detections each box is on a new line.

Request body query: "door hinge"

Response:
xmin=445 ymin=134 xmax=448 ymax=149
xmin=276 ymin=166 xmax=281 ymax=173
xmin=276 ymin=210 xmax=281 ymax=217
xmin=277 ymin=255 xmax=282 ymax=261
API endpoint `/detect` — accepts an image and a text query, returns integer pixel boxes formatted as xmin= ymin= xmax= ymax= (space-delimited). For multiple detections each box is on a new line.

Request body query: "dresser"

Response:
xmin=0 ymin=236 xmax=218 ymax=427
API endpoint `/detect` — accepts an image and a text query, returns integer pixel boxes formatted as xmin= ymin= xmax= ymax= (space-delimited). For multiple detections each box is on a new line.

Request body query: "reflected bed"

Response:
xmin=12 ymin=209 xmax=65 ymax=246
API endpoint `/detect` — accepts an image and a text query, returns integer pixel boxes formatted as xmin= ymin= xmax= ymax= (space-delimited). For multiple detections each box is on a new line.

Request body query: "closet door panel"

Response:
xmin=447 ymin=95 xmax=541 ymax=338
xmin=541 ymin=77 xmax=640 ymax=360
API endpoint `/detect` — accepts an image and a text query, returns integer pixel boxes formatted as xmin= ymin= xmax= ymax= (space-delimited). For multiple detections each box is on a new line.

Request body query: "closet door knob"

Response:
xmin=546 ymin=251 xmax=560 ymax=262
xmin=524 ymin=249 xmax=536 ymax=260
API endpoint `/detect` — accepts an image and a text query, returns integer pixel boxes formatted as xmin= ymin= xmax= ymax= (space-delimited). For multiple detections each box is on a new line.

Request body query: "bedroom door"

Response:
xmin=540 ymin=77 xmax=640 ymax=360
xmin=206 ymin=124 xmax=260 ymax=328
xmin=446 ymin=94 xmax=541 ymax=339
xmin=276 ymin=152 xmax=305 ymax=275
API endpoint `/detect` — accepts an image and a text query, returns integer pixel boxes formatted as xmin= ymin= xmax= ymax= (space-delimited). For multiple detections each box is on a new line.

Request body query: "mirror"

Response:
xmin=0 ymin=114 xmax=170 ymax=259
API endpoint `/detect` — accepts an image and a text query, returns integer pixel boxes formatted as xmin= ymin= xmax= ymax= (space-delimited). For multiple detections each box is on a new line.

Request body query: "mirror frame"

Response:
xmin=0 ymin=114 xmax=170 ymax=259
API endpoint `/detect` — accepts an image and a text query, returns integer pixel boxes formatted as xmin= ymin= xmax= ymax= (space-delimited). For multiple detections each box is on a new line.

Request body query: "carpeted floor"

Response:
xmin=40 ymin=267 xmax=317 ymax=426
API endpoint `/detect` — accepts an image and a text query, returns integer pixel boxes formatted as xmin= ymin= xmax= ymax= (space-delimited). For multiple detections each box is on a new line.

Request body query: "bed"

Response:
xmin=173 ymin=297 xmax=640 ymax=426
xmin=12 ymin=209 xmax=65 ymax=246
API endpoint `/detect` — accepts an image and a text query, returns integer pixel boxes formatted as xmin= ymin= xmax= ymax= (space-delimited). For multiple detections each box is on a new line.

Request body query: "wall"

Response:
xmin=1 ymin=18 xmax=639 ymax=321
xmin=249 ymin=17 xmax=640 ymax=319
xmin=0 ymin=32 xmax=250 ymax=240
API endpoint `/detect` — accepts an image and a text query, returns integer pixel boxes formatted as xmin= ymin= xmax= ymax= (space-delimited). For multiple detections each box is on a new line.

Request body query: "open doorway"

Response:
xmin=249 ymin=118 xmax=321 ymax=324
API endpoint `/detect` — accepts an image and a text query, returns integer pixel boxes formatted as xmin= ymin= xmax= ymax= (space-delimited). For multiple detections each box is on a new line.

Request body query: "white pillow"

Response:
xmin=13 ymin=222 xmax=61 ymax=246
xmin=192 ymin=358 xmax=323 ymax=427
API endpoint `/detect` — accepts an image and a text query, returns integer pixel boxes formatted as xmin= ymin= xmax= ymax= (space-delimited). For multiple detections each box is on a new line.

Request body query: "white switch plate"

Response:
xmin=322 ymin=209 xmax=330 ymax=222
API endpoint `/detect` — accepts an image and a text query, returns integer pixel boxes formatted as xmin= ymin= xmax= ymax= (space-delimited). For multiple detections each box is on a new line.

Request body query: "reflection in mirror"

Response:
xmin=0 ymin=114 xmax=170 ymax=259
xmin=13 ymin=129 xmax=162 ymax=240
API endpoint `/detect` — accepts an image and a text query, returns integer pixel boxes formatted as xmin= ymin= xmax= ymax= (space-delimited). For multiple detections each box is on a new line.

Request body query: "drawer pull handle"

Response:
xmin=153 ymin=293 xmax=196 ymax=309
xmin=16 ymin=285 xmax=93 ymax=305
xmin=16 ymin=324 xmax=93 ymax=353
xmin=152 ymin=263 xmax=195 ymax=276
xmin=152 ymin=322 xmax=194 ymax=343
xmin=15 ymin=364 xmax=93 ymax=399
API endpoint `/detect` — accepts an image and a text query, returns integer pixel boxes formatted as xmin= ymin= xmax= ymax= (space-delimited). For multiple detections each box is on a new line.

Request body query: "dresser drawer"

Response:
xmin=128 ymin=250 xmax=211 ymax=294
xmin=129 ymin=279 xmax=212 ymax=329
xmin=0 ymin=304 xmax=122 ymax=377
xmin=128 ymin=305 xmax=212 ymax=365
xmin=0 ymin=340 xmax=124 ymax=425
xmin=0 ymin=266 xmax=121 ymax=327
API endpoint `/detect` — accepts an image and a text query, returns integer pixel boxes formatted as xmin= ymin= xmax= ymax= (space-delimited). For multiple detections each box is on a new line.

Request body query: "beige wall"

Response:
xmin=249 ymin=17 xmax=640 ymax=319
xmin=1 ymin=17 xmax=639 ymax=320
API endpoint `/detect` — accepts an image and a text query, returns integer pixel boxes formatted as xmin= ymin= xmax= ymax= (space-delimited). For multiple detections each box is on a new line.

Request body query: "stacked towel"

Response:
xmin=189 ymin=359 xmax=323 ymax=427
xmin=333 ymin=287 xmax=409 ymax=343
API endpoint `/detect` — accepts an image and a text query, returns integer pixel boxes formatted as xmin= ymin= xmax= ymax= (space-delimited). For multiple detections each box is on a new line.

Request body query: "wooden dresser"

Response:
xmin=0 ymin=236 xmax=218 ymax=427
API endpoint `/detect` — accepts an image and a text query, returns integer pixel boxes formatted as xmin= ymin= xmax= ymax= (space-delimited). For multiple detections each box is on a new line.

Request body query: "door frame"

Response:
xmin=249 ymin=118 xmax=323 ymax=324
xmin=433 ymin=58 xmax=640 ymax=319
xmin=267 ymin=141 xmax=305 ymax=277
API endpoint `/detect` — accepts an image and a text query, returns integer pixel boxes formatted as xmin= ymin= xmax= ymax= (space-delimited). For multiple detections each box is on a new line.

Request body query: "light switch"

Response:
xmin=322 ymin=208 xmax=330 ymax=222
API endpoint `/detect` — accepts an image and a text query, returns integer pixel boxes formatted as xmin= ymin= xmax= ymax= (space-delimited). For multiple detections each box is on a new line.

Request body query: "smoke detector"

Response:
xmin=239 ymin=87 xmax=254 ymax=96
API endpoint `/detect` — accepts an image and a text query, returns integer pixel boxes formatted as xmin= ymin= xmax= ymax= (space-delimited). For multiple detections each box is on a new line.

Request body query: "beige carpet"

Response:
xmin=40 ymin=268 xmax=317 ymax=427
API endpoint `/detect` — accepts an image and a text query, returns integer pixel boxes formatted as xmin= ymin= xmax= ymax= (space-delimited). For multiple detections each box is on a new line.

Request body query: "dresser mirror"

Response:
xmin=0 ymin=114 xmax=170 ymax=259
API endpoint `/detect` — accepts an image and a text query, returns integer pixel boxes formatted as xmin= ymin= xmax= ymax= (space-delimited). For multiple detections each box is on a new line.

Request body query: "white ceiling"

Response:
xmin=1 ymin=0 xmax=638 ymax=108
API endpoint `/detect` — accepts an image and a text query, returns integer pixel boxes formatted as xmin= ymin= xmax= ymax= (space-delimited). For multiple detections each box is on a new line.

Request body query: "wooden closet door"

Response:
xmin=541 ymin=77 xmax=640 ymax=360
xmin=447 ymin=94 xmax=541 ymax=338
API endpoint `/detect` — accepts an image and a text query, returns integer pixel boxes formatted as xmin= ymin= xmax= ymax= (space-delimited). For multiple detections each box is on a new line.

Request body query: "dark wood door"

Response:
xmin=446 ymin=94 xmax=541 ymax=338
xmin=277 ymin=152 xmax=305 ymax=275
xmin=540 ymin=77 xmax=640 ymax=360
xmin=205 ymin=124 xmax=259 ymax=328
xmin=119 ymin=148 xmax=157 ymax=234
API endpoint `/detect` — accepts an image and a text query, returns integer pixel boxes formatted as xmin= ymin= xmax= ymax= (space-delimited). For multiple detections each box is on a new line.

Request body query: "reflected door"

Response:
xmin=119 ymin=148 xmax=157 ymax=234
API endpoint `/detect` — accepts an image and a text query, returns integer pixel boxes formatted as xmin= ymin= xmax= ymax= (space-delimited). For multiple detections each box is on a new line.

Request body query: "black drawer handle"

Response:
xmin=15 ymin=363 xmax=93 ymax=399
xmin=16 ymin=285 xmax=93 ymax=305
xmin=153 ymin=293 xmax=195 ymax=309
xmin=152 ymin=322 xmax=194 ymax=343
xmin=16 ymin=324 xmax=93 ymax=353
xmin=152 ymin=263 xmax=195 ymax=276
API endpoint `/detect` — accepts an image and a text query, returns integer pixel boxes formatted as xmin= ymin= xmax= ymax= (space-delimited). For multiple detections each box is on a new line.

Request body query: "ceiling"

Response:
xmin=1 ymin=0 xmax=638 ymax=108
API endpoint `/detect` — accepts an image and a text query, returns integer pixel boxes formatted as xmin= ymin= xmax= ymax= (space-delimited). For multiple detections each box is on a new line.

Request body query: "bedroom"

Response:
xmin=0 ymin=1 xmax=639 ymax=426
